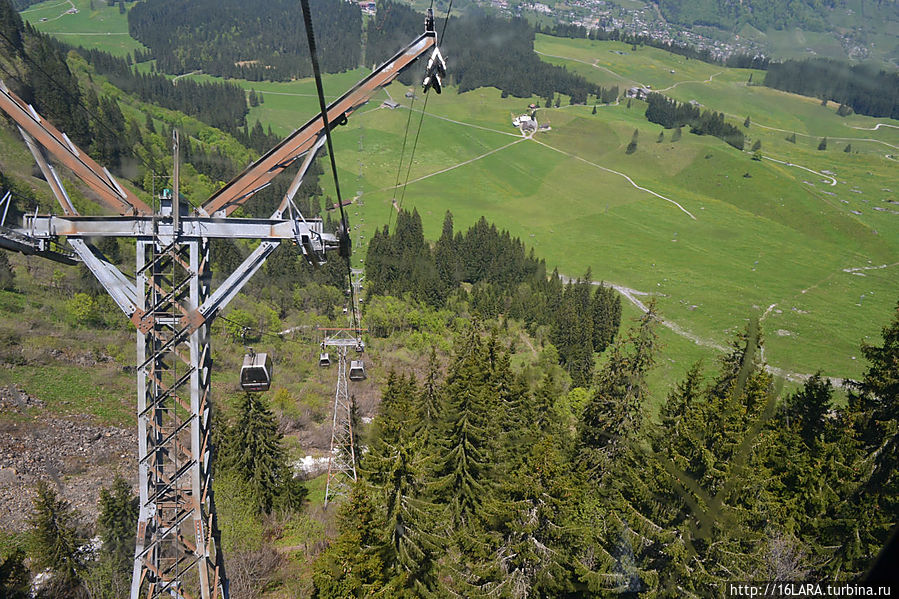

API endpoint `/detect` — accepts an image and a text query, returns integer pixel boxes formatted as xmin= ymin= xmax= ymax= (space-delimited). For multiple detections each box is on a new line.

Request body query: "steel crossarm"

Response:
xmin=0 ymin=79 xmax=151 ymax=216
xmin=201 ymin=31 xmax=436 ymax=217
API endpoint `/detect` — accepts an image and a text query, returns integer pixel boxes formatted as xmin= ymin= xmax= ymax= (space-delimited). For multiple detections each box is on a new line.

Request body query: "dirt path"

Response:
xmin=655 ymin=71 xmax=723 ymax=93
xmin=530 ymin=138 xmax=697 ymax=220
xmin=850 ymin=123 xmax=899 ymax=132
xmin=762 ymin=155 xmax=838 ymax=186
xmin=560 ymin=276 xmax=845 ymax=386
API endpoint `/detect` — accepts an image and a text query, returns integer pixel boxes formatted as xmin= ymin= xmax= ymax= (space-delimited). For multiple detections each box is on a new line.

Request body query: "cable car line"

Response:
xmin=299 ymin=0 xmax=361 ymax=338
xmin=394 ymin=0 xmax=453 ymax=218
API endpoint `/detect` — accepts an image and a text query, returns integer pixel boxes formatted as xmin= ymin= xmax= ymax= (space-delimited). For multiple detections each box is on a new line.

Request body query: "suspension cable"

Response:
xmin=299 ymin=0 xmax=361 ymax=336
xmin=394 ymin=0 xmax=453 ymax=217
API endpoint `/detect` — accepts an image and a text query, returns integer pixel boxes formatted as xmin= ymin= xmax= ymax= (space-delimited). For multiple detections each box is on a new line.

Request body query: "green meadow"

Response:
xmin=213 ymin=38 xmax=898 ymax=382
xmin=17 ymin=14 xmax=899 ymax=383
xmin=22 ymin=0 xmax=146 ymax=56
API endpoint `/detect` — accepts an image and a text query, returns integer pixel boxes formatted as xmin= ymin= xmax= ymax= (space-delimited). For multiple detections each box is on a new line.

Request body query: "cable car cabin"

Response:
xmin=349 ymin=360 xmax=367 ymax=381
xmin=319 ymin=352 xmax=331 ymax=367
xmin=240 ymin=352 xmax=272 ymax=392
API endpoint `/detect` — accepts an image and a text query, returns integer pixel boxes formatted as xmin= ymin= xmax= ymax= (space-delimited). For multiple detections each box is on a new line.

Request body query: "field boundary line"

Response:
xmin=379 ymin=138 xmax=525 ymax=191
xmin=531 ymin=138 xmax=697 ymax=220
xmin=535 ymin=50 xmax=641 ymax=87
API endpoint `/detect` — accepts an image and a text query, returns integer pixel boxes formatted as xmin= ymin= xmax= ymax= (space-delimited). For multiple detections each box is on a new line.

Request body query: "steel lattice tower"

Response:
xmin=0 ymin=23 xmax=440 ymax=599
xmin=324 ymin=343 xmax=358 ymax=505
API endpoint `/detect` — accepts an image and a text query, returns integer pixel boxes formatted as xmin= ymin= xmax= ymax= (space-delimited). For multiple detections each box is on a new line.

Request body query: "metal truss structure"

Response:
xmin=322 ymin=331 xmax=359 ymax=505
xmin=0 ymin=22 xmax=439 ymax=598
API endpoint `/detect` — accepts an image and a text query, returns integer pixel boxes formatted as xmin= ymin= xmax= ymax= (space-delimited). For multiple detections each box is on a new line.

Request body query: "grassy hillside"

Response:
xmin=11 ymin=9 xmax=899 ymax=383
xmin=170 ymin=36 xmax=899 ymax=382
xmin=22 ymin=0 xmax=145 ymax=56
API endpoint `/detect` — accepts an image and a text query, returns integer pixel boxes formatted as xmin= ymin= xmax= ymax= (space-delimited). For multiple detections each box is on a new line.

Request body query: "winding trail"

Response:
xmin=565 ymin=276 xmax=845 ymax=386
xmin=850 ymin=123 xmax=899 ymax=131
xmin=842 ymin=261 xmax=899 ymax=274
xmin=655 ymin=71 xmax=723 ymax=92
xmin=530 ymin=138 xmax=697 ymax=220
xmin=740 ymin=119 xmax=899 ymax=151
xmin=762 ymin=155 xmax=838 ymax=186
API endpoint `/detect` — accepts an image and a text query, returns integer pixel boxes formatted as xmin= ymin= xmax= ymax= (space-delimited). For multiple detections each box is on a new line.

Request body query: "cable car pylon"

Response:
xmin=0 ymin=16 xmax=442 ymax=595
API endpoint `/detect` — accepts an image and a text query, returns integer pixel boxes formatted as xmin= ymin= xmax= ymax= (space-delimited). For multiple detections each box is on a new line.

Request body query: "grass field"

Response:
xmin=21 ymin=0 xmax=146 ymax=56
xmin=198 ymin=37 xmax=899 ymax=382
xmin=15 ymin=16 xmax=899 ymax=384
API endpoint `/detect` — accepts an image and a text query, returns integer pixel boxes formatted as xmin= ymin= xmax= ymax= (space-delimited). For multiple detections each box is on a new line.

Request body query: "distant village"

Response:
xmin=486 ymin=0 xmax=765 ymax=62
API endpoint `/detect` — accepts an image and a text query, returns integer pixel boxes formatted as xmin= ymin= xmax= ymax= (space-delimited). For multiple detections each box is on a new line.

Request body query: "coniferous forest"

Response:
xmin=763 ymin=58 xmax=899 ymax=119
xmin=644 ymin=93 xmax=746 ymax=149
xmin=127 ymin=0 xmax=362 ymax=81
xmin=311 ymin=302 xmax=899 ymax=597
xmin=0 ymin=0 xmax=897 ymax=596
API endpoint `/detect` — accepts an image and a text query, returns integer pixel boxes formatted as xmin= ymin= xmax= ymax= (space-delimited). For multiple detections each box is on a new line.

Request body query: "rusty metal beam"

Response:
xmin=0 ymin=79 xmax=151 ymax=216
xmin=201 ymin=31 xmax=436 ymax=217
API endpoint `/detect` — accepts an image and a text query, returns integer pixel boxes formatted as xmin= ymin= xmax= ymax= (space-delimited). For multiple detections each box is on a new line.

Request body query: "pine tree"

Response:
xmin=430 ymin=329 xmax=495 ymax=526
xmin=96 ymin=476 xmax=138 ymax=574
xmin=579 ymin=306 xmax=657 ymax=476
xmin=0 ymin=549 xmax=29 ymax=599
xmin=817 ymin=137 xmax=827 ymax=150
xmin=626 ymin=128 xmax=638 ymax=154
xmin=27 ymin=481 xmax=85 ymax=590
xmin=744 ymin=115 xmax=751 ymax=128
xmin=419 ymin=348 xmax=442 ymax=436
xmin=219 ymin=393 xmax=304 ymax=514
xmin=842 ymin=302 xmax=899 ymax=570
xmin=313 ymin=484 xmax=386 ymax=597
xmin=671 ymin=125 xmax=682 ymax=141
xmin=844 ymin=143 xmax=852 ymax=153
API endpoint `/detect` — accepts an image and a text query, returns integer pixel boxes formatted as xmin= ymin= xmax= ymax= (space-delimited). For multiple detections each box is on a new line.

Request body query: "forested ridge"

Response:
xmin=127 ymin=0 xmax=362 ymax=81
xmin=764 ymin=58 xmax=899 ymax=119
xmin=366 ymin=209 xmax=622 ymax=387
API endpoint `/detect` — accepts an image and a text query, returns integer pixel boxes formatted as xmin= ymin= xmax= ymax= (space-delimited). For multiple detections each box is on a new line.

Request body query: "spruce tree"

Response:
xmin=0 ymin=549 xmax=29 ymax=599
xmin=430 ymin=329 xmax=495 ymax=526
xmin=219 ymin=393 xmax=304 ymax=514
xmin=27 ymin=481 xmax=85 ymax=590
xmin=95 ymin=476 xmax=138 ymax=586
xmin=313 ymin=484 xmax=386 ymax=597
xmin=580 ymin=306 xmax=658 ymax=467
